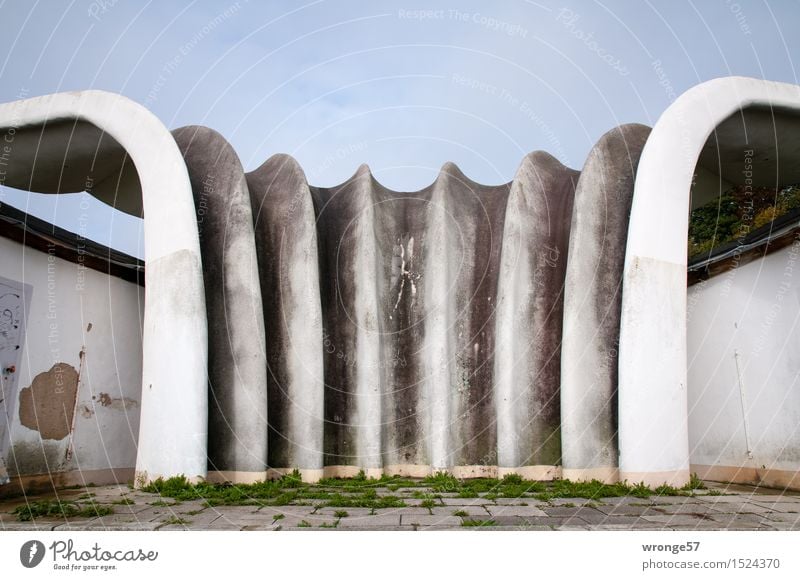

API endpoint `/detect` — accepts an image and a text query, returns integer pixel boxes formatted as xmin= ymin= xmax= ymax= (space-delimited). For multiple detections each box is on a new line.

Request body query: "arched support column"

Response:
xmin=619 ymin=76 xmax=800 ymax=487
xmin=0 ymin=90 xmax=207 ymax=485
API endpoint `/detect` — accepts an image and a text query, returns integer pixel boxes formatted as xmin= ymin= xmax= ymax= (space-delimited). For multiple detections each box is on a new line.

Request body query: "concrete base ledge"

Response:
xmin=561 ymin=467 xmax=620 ymax=483
xmin=619 ymin=468 xmax=690 ymax=488
xmin=692 ymin=464 xmax=800 ymax=492
xmin=265 ymin=464 xmax=563 ymax=482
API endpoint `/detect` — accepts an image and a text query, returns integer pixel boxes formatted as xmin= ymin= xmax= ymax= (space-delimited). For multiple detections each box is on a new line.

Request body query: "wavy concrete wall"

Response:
xmin=561 ymin=124 xmax=651 ymax=482
xmin=174 ymin=125 xmax=646 ymax=482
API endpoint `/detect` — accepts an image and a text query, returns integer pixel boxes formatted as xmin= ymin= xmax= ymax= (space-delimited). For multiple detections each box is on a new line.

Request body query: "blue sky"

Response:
xmin=0 ymin=0 xmax=798 ymax=257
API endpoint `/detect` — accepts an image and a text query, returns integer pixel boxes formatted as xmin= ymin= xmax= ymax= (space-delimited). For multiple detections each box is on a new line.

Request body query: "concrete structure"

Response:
xmin=560 ymin=124 xmax=650 ymax=483
xmin=0 ymin=91 xmax=207 ymax=489
xmin=495 ymin=151 xmax=576 ymax=477
xmin=173 ymin=127 xmax=268 ymax=483
xmin=619 ymin=77 xmax=800 ymax=487
xmin=1 ymin=76 xmax=799 ymax=494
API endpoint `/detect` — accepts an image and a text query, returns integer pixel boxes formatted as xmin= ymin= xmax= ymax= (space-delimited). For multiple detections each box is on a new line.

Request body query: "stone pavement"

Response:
xmin=1 ymin=481 xmax=798 ymax=531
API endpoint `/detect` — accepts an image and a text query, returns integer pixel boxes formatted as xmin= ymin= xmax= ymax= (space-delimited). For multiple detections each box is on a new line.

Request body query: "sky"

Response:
xmin=0 ymin=0 xmax=798 ymax=257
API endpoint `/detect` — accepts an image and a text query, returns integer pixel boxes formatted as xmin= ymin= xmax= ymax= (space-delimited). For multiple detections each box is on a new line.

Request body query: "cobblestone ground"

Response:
xmin=1 ymin=481 xmax=799 ymax=531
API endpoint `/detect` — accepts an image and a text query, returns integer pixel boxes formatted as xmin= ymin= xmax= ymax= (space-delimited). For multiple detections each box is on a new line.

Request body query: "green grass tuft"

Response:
xmin=13 ymin=500 xmax=113 ymax=522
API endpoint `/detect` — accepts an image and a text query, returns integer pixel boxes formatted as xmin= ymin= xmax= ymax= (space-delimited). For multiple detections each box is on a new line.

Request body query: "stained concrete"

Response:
xmin=173 ymin=126 xmax=268 ymax=476
xmin=560 ymin=124 xmax=651 ymax=480
xmin=494 ymin=152 xmax=578 ymax=468
xmin=247 ymin=154 xmax=324 ymax=472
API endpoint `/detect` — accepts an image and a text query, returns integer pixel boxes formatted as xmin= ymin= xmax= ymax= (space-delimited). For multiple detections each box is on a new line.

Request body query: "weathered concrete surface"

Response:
xmin=427 ymin=163 xmax=510 ymax=468
xmin=0 ymin=90 xmax=208 ymax=486
xmin=620 ymin=77 xmax=800 ymax=487
xmin=561 ymin=124 xmax=651 ymax=482
xmin=310 ymin=165 xmax=383 ymax=471
xmin=306 ymin=162 xmax=511 ymax=472
xmin=173 ymin=126 xmax=268 ymax=478
xmin=495 ymin=152 xmax=577 ymax=471
xmin=247 ymin=154 xmax=324 ymax=477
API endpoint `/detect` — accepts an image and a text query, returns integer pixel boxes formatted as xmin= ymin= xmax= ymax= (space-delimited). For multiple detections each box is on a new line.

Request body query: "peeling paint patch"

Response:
xmin=17 ymin=364 xmax=79 ymax=440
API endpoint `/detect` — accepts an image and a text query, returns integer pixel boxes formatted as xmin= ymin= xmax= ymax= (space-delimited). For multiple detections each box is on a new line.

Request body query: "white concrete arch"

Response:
xmin=0 ymin=90 xmax=207 ymax=485
xmin=619 ymin=76 xmax=800 ymax=487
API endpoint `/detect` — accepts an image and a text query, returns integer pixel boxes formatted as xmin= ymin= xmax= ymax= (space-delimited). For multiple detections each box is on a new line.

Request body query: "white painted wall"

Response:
xmin=688 ymin=238 xmax=800 ymax=487
xmin=0 ymin=235 xmax=143 ymax=481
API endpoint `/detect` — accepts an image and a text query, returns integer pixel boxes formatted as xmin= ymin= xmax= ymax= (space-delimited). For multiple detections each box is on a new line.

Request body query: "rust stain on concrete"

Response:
xmin=18 ymin=363 xmax=80 ymax=440
xmin=95 ymin=393 xmax=138 ymax=411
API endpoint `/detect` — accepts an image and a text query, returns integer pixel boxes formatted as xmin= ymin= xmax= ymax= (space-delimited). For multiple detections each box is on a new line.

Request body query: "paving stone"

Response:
xmin=599 ymin=497 xmax=658 ymax=505
xmin=400 ymin=514 xmax=461 ymax=526
xmin=55 ymin=522 xmax=161 ymax=531
xmin=594 ymin=505 xmax=664 ymax=516
xmin=476 ymin=516 xmax=524 ymax=526
xmin=338 ymin=514 xmax=402 ymax=527
xmin=240 ymin=524 xmax=280 ymax=531
xmin=335 ymin=525 xmax=408 ymax=531
xmin=645 ymin=496 xmax=705 ymax=505
xmin=214 ymin=514 xmax=292 ymax=527
xmin=695 ymin=494 xmax=761 ymax=504
xmin=649 ymin=504 xmax=725 ymax=516
xmin=516 ymin=517 xmax=573 ymax=528
xmin=707 ymin=502 xmax=776 ymax=515
xmin=492 ymin=524 xmax=552 ymax=531
xmin=454 ymin=525 xmax=537 ymax=531
xmin=485 ymin=505 xmax=547 ymax=517
xmin=641 ymin=514 xmax=708 ymax=525
xmin=271 ymin=515 xmax=337 ymax=528
xmin=435 ymin=506 xmax=488 ymax=517
xmin=547 ymin=498 xmax=600 ymax=506
xmin=705 ymin=513 xmax=772 ymax=526
xmin=764 ymin=522 xmax=800 ymax=530
xmin=749 ymin=501 xmax=800 ymax=513
xmin=401 ymin=498 xmax=440 ymax=507
xmin=110 ymin=502 xmax=165 ymax=515
xmin=399 ymin=487 xmax=435 ymax=494
xmin=315 ymin=507 xmax=374 ymax=517
xmin=439 ymin=497 xmax=491 ymax=506
xmin=385 ymin=507 xmax=434 ymax=515
xmin=118 ymin=508 xmax=176 ymax=522
xmin=764 ymin=512 xmax=800 ymax=524
xmin=552 ymin=524 xmax=592 ymax=530
xmin=592 ymin=523 xmax=666 ymax=530
xmin=94 ymin=514 xmax=175 ymax=526
xmin=205 ymin=505 xmax=263 ymax=515
xmin=665 ymin=523 xmax=727 ymax=530
xmin=577 ymin=515 xmax=655 ymax=526
xmin=0 ymin=521 xmax=61 ymax=530
xmin=255 ymin=506 xmax=317 ymax=516
xmin=542 ymin=507 xmax=604 ymax=518
xmin=491 ymin=498 xmax=530 ymax=505
xmin=203 ymin=522 xmax=247 ymax=530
